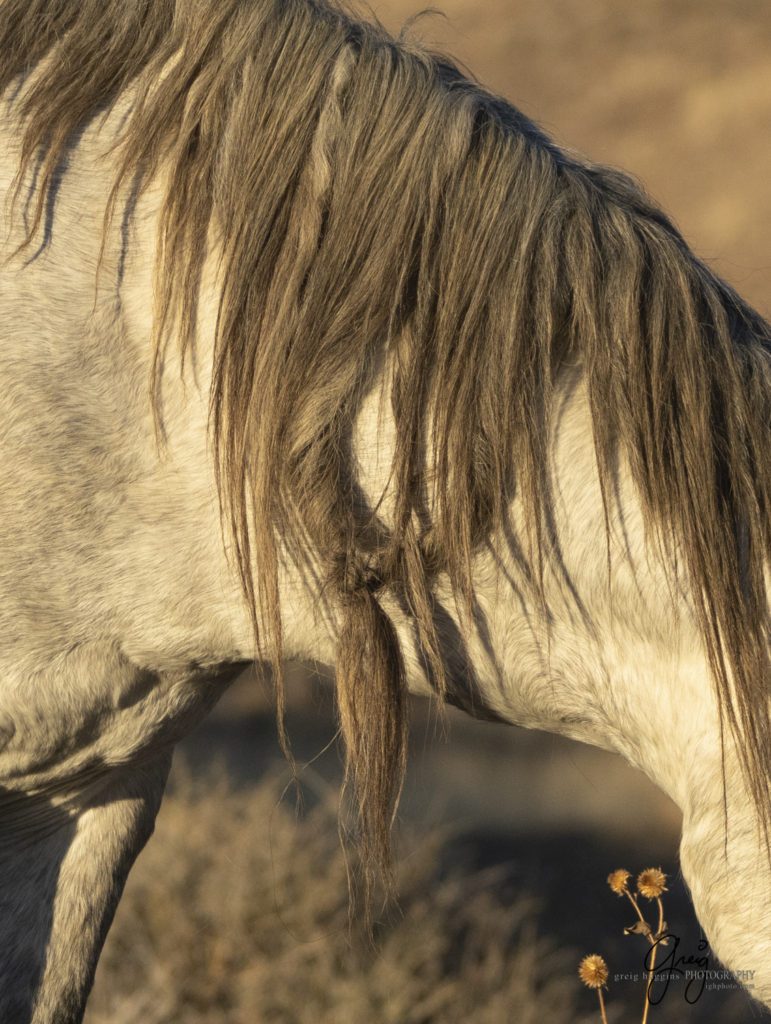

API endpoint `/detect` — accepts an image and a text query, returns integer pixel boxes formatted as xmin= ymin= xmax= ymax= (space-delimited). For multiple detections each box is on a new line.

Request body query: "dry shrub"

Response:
xmin=85 ymin=763 xmax=581 ymax=1024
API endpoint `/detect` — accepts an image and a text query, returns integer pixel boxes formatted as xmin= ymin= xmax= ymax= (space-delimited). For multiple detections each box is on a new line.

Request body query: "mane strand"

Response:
xmin=3 ymin=0 xmax=771 ymax=902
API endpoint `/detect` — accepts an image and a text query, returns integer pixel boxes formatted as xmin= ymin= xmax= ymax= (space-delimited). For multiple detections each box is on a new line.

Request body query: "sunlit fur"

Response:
xmin=1 ymin=0 xmax=771 ymax=1019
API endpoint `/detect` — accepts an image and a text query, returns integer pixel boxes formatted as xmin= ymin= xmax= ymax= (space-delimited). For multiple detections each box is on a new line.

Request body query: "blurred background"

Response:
xmin=86 ymin=1 xmax=770 ymax=1021
xmin=377 ymin=0 xmax=770 ymax=319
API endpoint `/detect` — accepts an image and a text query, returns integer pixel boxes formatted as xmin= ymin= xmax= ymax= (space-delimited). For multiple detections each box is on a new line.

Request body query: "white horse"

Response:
xmin=1 ymin=0 xmax=770 ymax=1020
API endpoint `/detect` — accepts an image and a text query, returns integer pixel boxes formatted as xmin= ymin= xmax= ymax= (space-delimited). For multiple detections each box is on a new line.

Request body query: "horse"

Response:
xmin=0 ymin=0 xmax=770 ymax=1019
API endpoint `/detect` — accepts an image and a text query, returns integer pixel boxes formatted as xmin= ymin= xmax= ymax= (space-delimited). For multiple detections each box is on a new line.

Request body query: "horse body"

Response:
xmin=0 ymin=113 xmax=224 ymax=1022
xmin=0 ymin=0 xmax=770 ymax=1019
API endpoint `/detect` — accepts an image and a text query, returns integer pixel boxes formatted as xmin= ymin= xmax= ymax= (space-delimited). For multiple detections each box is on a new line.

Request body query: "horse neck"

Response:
xmin=375 ymin=369 xmax=725 ymax=813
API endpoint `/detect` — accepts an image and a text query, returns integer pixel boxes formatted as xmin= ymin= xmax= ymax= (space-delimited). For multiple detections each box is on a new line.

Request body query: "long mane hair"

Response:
xmin=3 ymin=0 xmax=771 ymax=901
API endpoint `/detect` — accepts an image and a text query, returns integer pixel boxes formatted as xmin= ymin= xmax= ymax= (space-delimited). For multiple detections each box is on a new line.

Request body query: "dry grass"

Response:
xmin=84 ymin=763 xmax=585 ymax=1024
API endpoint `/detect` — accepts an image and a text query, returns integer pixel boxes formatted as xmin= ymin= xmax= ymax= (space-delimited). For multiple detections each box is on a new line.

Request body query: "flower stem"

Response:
xmin=625 ymin=889 xmax=657 ymax=945
xmin=642 ymin=940 xmax=658 ymax=1024
xmin=597 ymin=987 xmax=609 ymax=1024
xmin=625 ymin=890 xmax=647 ymax=929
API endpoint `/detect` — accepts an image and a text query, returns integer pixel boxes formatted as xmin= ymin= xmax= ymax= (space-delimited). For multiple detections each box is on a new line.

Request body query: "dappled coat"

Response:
xmin=0 ymin=0 xmax=770 ymax=1020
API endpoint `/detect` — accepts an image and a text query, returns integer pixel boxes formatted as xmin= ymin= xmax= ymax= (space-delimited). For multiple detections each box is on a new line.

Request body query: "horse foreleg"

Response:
xmin=0 ymin=754 xmax=171 ymax=1024
xmin=678 ymin=749 xmax=771 ymax=1007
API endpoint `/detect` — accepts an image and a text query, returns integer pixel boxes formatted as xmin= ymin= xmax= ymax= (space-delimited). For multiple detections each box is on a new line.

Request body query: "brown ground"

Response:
xmin=87 ymin=3 xmax=770 ymax=1022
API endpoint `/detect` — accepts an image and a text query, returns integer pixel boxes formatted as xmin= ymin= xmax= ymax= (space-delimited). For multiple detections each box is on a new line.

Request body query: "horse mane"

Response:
xmin=3 ymin=0 xmax=771 ymax=905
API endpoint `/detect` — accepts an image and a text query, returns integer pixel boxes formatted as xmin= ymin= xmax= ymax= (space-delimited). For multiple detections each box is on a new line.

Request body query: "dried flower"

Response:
xmin=637 ymin=868 xmax=667 ymax=899
xmin=578 ymin=954 xmax=609 ymax=989
xmin=624 ymin=920 xmax=652 ymax=937
xmin=607 ymin=869 xmax=631 ymax=895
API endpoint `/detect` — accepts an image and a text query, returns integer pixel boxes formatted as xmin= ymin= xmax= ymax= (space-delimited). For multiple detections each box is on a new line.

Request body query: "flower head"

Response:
xmin=637 ymin=867 xmax=667 ymax=899
xmin=607 ymin=869 xmax=631 ymax=896
xmin=578 ymin=954 xmax=609 ymax=989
